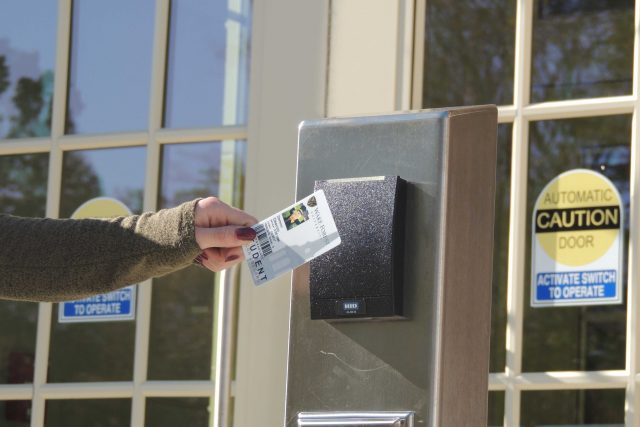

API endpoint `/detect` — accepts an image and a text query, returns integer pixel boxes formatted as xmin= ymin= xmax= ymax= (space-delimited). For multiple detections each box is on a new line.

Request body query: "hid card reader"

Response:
xmin=309 ymin=176 xmax=406 ymax=320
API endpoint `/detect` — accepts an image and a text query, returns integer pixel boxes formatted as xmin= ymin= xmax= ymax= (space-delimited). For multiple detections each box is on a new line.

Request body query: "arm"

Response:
xmin=0 ymin=198 xmax=256 ymax=302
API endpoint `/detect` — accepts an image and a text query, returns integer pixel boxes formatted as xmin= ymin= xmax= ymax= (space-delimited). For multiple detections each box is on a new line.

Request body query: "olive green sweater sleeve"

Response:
xmin=0 ymin=200 xmax=202 ymax=303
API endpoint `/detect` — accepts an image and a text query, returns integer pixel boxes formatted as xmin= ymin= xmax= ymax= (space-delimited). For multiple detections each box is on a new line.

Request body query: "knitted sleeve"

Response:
xmin=0 ymin=199 xmax=202 ymax=302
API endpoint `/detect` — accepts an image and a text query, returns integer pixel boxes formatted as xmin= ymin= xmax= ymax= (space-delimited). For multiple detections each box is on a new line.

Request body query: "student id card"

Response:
xmin=243 ymin=190 xmax=341 ymax=286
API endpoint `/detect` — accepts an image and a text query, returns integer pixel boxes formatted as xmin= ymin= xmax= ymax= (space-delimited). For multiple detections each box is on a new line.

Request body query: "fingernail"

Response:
xmin=225 ymin=255 xmax=239 ymax=262
xmin=200 ymin=252 xmax=209 ymax=260
xmin=236 ymin=227 xmax=257 ymax=241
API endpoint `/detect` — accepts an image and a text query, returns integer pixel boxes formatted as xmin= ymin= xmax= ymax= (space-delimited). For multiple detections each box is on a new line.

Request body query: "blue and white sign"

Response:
xmin=531 ymin=169 xmax=624 ymax=307
xmin=58 ymin=285 xmax=136 ymax=323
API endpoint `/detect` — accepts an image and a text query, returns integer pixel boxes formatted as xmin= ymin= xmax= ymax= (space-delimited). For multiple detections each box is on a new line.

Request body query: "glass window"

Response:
xmin=0 ymin=2 xmax=57 ymax=139
xmin=49 ymin=147 xmax=145 ymax=382
xmin=422 ymin=0 xmax=516 ymax=108
xmin=0 ymin=400 xmax=32 ymax=426
xmin=488 ymin=391 xmax=504 ymax=427
xmin=148 ymin=142 xmax=221 ymax=380
xmin=145 ymin=398 xmax=210 ymax=427
xmin=531 ymin=0 xmax=634 ymax=102
xmin=164 ymin=0 xmax=251 ymax=128
xmin=45 ymin=399 xmax=131 ymax=427
xmin=523 ymin=115 xmax=631 ymax=372
xmin=521 ymin=389 xmax=625 ymax=426
xmin=66 ymin=0 xmax=155 ymax=134
xmin=0 ymin=153 xmax=48 ymax=217
xmin=0 ymin=153 xmax=48 ymax=385
xmin=490 ymin=124 xmax=512 ymax=373
xmin=59 ymin=147 xmax=146 ymax=217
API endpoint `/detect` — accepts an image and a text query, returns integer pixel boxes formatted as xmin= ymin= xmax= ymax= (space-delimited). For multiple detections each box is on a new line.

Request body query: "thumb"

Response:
xmin=195 ymin=225 xmax=257 ymax=249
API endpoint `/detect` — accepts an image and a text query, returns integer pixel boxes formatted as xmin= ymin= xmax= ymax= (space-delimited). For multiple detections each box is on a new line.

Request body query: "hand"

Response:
xmin=193 ymin=197 xmax=258 ymax=272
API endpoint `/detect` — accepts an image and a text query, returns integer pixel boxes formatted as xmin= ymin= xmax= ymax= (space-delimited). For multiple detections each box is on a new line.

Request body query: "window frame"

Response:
xmin=0 ymin=0 xmax=249 ymax=425
xmin=413 ymin=0 xmax=640 ymax=425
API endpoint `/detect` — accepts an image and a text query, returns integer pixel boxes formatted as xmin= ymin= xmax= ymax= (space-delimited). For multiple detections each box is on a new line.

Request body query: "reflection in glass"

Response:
xmin=422 ymin=0 xmax=515 ymax=108
xmin=0 ymin=2 xmax=57 ymax=139
xmin=490 ymin=124 xmax=511 ymax=373
xmin=149 ymin=142 xmax=221 ymax=380
xmin=49 ymin=147 xmax=145 ymax=382
xmin=59 ymin=147 xmax=146 ymax=217
xmin=158 ymin=142 xmax=222 ymax=207
xmin=145 ymin=398 xmax=210 ymax=427
xmin=45 ymin=399 xmax=131 ymax=427
xmin=164 ymin=0 xmax=251 ymax=128
xmin=66 ymin=0 xmax=155 ymax=134
xmin=0 ymin=400 xmax=32 ymax=426
xmin=0 ymin=154 xmax=48 ymax=216
xmin=0 ymin=153 xmax=48 ymax=385
xmin=487 ymin=391 xmax=504 ymax=427
xmin=531 ymin=0 xmax=634 ymax=102
xmin=523 ymin=115 xmax=631 ymax=372
xmin=521 ymin=389 xmax=624 ymax=426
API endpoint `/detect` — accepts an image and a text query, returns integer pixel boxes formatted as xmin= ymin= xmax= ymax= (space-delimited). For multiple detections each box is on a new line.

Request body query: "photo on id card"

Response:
xmin=243 ymin=190 xmax=341 ymax=286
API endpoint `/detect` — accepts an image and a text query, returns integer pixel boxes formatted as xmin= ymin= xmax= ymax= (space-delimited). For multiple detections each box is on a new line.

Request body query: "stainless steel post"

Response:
xmin=286 ymin=106 xmax=498 ymax=427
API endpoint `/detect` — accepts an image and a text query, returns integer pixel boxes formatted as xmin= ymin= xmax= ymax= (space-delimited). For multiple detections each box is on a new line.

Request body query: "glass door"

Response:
xmin=0 ymin=0 xmax=251 ymax=425
xmin=417 ymin=0 xmax=635 ymax=425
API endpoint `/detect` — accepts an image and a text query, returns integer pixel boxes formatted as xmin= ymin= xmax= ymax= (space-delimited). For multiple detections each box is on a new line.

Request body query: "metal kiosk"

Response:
xmin=286 ymin=106 xmax=498 ymax=427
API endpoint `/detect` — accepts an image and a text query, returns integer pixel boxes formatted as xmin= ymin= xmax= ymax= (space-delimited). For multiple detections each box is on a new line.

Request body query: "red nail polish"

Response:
xmin=236 ymin=227 xmax=257 ymax=241
xmin=225 ymin=255 xmax=239 ymax=262
xmin=200 ymin=252 xmax=209 ymax=260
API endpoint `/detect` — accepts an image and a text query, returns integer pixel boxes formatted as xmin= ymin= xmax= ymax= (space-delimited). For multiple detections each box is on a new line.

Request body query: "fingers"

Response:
xmin=195 ymin=225 xmax=256 ymax=250
xmin=192 ymin=197 xmax=258 ymax=273
xmin=196 ymin=246 xmax=245 ymax=272
xmin=223 ymin=204 xmax=258 ymax=227
xmin=195 ymin=197 xmax=258 ymax=228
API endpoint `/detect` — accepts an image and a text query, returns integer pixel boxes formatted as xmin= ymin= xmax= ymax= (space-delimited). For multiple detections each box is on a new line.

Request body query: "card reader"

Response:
xmin=309 ymin=176 xmax=406 ymax=320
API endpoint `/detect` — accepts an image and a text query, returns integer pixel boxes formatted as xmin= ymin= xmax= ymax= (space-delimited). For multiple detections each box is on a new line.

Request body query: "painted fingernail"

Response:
xmin=236 ymin=227 xmax=257 ymax=241
xmin=225 ymin=255 xmax=239 ymax=262
xmin=200 ymin=252 xmax=209 ymax=260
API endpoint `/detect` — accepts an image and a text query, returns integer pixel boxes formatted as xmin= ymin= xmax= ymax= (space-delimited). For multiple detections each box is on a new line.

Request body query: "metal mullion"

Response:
xmin=514 ymin=371 xmax=629 ymax=391
xmin=40 ymin=382 xmax=133 ymax=400
xmin=626 ymin=1 xmax=640 ymax=425
xmin=523 ymin=95 xmax=636 ymax=121
xmin=141 ymin=381 xmax=217 ymax=398
xmin=155 ymin=126 xmax=248 ymax=144
xmin=14 ymin=379 xmax=215 ymax=400
xmin=0 ymin=385 xmax=34 ymax=400
xmin=58 ymin=132 xmax=149 ymax=151
xmin=505 ymin=0 xmax=533 ymax=426
xmin=491 ymin=371 xmax=629 ymax=392
xmin=498 ymin=106 xmax=517 ymax=123
xmin=30 ymin=1 xmax=72 ymax=426
xmin=130 ymin=1 xmax=170 ymax=426
xmin=489 ymin=373 xmax=509 ymax=391
xmin=0 ymin=138 xmax=52 ymax=155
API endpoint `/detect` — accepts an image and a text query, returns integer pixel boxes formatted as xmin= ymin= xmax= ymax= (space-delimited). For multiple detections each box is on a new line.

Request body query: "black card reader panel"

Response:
xmin=309 ymin=176 xmax=406 ymax=320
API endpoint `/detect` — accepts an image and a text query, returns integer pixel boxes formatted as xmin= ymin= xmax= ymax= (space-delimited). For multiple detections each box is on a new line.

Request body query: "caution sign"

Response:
xmin=531 ymin=169 xmax=623 ymax=307
xmin=58 ymin=197 xmax=137 ymax=323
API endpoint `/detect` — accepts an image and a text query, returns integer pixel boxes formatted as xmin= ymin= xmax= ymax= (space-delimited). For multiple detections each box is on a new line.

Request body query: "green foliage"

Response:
xmin=0 ymin=153 xmax=49 ymax=217
xmin=0 ymin=56 xmax=8 ymax=96
xmin=59 ymin=152 xmax=103 ymax=218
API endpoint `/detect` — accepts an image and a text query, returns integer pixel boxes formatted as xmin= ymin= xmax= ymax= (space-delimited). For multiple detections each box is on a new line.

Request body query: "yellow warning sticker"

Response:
xmin=531 ymin=169 xmax=623 ymax=307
